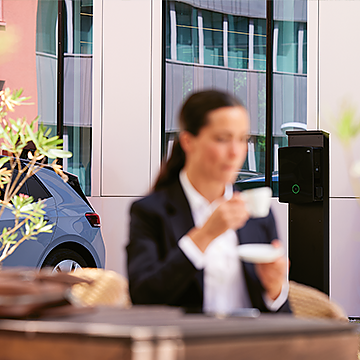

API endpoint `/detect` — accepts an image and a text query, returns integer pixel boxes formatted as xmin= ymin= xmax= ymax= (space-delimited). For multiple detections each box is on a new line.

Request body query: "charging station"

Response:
xmin=279 ymin=130 xmax=329 ymax=294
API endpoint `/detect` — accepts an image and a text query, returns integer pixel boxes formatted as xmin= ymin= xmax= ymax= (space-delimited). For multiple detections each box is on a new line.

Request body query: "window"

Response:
xmin=36 ymin=0 xmax=58 ymax=56
xmin=0 ymin=0 xmax=5 ymax=25
xmin=26 ymin=175 xmax=52 ymax=201
xmin=165 ymin=4 xmax=171 ymax=60
xmin=175 ymin=2 xmax=199 ymax=63
xmin=228 ymin=15 xmax=249 ymax=70
xmin=302 ymin=25 xmax=307 ymax=75
xmin=0 ymin=166 xmax=51 ymax=201
xmin=272 ymin=4 xmax=308 ymax=196
xmin=203 ymin=10 xmax=223 ymax=66
xmin=62 ymin=0 xmax=93 ymax=196
xmin=253 ymin=19 xmax=266 ymax=71
xmin=36 ymin=0 xmax=93 ymax=196
xmin=11 ymin=170 xmax=27 ymax=198
xmin=79 ymin=2 xmax=93 ymax=54
xmin=163 ymin=1 xmax=307 ymax=194
xmin=277 ymin=21 xmax=299 ymax=73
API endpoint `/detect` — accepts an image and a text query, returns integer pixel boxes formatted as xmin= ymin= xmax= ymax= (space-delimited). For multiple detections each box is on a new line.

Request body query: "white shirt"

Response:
xmin=177 ymin=170 xmax=288 ymax=314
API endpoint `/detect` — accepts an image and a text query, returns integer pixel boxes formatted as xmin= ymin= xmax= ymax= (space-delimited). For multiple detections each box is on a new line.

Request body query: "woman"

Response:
xmin=127 ymin=90 xmax=290 ymax=314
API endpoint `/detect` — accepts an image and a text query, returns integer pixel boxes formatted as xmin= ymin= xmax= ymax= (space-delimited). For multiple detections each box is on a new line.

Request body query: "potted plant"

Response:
xmin=0 ymin=87 xmax=72 ymax=263
xmin=334 ymin=104 xmax=360 ymax=200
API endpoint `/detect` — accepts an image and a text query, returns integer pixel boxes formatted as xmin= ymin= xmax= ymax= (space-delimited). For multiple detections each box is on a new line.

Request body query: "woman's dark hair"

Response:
xmin=154 ymin=90 xmax=245 ymax=191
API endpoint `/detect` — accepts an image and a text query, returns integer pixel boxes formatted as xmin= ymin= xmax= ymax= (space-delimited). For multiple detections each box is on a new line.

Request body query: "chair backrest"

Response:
xmin=70 ymin=268 xmax=132 ymax=308
xmin=288 ymin=280 xmax=347 ymax=321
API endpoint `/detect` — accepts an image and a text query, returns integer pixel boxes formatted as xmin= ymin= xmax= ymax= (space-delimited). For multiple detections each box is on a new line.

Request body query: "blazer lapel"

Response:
xmin=165 ymin=179 xmax=195 ymax=243
xmin=165 ymin=179 xmax=204 ymax=293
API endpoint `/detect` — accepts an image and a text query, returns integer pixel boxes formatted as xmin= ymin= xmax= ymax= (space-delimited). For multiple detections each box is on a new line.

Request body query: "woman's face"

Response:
xmin=183 ymin=106 xmax=250 ymax=184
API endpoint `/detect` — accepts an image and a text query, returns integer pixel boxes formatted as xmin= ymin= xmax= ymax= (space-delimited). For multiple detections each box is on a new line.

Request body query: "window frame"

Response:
xmin=0 ymin=0 xmax=5 ymax=26
xmin=162 ymin=0 xmax=306 ymax=193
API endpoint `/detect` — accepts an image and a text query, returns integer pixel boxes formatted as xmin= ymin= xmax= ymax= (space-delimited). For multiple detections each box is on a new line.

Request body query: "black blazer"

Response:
xmin=127 ymin=178 xmax=291 ymax=313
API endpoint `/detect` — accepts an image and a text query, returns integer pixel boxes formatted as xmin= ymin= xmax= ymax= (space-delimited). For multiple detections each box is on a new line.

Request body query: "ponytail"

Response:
xmin=153 ymin=140 xmax=185 ymax=192
xmin=153 ymin=90 xmax=245 ymax=192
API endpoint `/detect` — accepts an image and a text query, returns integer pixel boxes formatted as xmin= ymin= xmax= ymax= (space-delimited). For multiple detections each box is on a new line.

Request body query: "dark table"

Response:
xmin=0 ymin=306 xmax=357 ymax=360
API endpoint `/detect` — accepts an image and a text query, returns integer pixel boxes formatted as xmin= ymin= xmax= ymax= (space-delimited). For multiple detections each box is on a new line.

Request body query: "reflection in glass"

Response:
xmin=164 ymin=0 xmax=307 ymax=194
xmin=272 ymin=1 xmax=307 ymax=196
xmin=63 ymin=0 xmax=93 ymax=195
xmin=78 ymin=1 xmax=93 ymax=54
xmin=175 ymin=2 xmax=198 ymax=63
xmin=228 ymin=15 xmax=248 ymax=70
xmin=36 ymin=0 xmax=58 ymax=129
xmin=277 ymin=21 xmax=298 ymax=73
xmin=166 ymin=3 xmax=171 ymax=60
xmin=302 ymin=26 xmax=307 ymax=74
xmin=36 ymin=0 xmax=93 ymax=196
xmin=203 ymin=10 xmax=223 ymax=66
xmin=253 ymin=19 xmax=266 ymax=71
xmin=36 ymin=0 xmax=57 ymax=56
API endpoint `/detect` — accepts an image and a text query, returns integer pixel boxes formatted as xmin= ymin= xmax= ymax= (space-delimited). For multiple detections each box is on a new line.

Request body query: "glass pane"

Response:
xmin=63 ymin=0 xmax=93 ymax=196
xmin=277 ymin=21 xmax=298 ymax=73
xmin=36 ymin=0 xmax=57 ymax=55
xmin=79 ymin=2 xmax=93 ymax=54
xmin=64 ymin=126 xmax=92 ymax=196
xmin=176 ymin=2 xmax=198 ymax=63
xmin=273 ymin=1 xmax=307 ymax=196
xmin=165 ymin=3 xmax=171 ymax=59
xmin=228 ymin=15 xmax=249 ymax=70
xmin=253 ymin=19 xmax=266 ymax=71
xmin=0 ymin=0 xmax=56 ymax=148
xmin=203 ymin=10 xmax=223 ymax=66
xmin=303 ymin=25 xmax=307 ymax=74
xmin=164 ymin=1 xmax=268 ymax=190
xmin=36 ymin=0 xmax=58 ymax=130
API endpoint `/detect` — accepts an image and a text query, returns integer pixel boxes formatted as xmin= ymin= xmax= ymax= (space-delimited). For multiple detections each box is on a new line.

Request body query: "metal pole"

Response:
xmin=265 ymin=0 xmax=274 ymax=188
xmin=161 ymin=1 xmax=167 ymax=160
xmin=57 ymin=0 xmax=64 ymax=165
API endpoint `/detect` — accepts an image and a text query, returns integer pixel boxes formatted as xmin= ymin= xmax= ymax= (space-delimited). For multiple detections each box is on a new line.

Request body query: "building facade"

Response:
xmin=1 ymin=0 xmax=360 ymax=316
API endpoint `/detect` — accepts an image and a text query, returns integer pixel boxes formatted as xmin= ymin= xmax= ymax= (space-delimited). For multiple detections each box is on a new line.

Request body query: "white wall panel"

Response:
xmin=91 ymin=0 xmax=103 ymax=197
xmin=89 ymin=196 xmax=136 ymax=276
xmin=91 ymin=0 xmax=162 ymax=275
xmin=330 ymin=198 xmax=360 ymax=317
xmin=305 ymin=0 xmax=360 ymax=316
xmin=102 ymin=0 xmax=152 ymax=196
xmin=150 ymin=0 xmax=163 ymax=184
xmin=318 ymin=1 xmax=360 ymax=198
xmin=307 ymin=0 xmax=318 ymax=130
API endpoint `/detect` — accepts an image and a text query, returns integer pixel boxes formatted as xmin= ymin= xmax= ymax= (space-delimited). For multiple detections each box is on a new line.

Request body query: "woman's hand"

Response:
xmin=188 ymin=192 xmax=249 ymax=252
xmin=255 ymin=240 xmax=287 ymax=300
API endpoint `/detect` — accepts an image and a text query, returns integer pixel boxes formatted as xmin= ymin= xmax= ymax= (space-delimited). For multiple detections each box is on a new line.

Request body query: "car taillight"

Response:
xmin=85 ymin=213 xmax=101 ymax=227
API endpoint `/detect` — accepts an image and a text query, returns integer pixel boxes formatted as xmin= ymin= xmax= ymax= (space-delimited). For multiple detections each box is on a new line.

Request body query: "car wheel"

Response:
xmin=41 ymin=249 xmax=89 ymax=273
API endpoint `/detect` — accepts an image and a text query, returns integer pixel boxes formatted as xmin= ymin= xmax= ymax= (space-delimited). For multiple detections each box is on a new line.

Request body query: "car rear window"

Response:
xmin=0 ymin=165 xmax=51 ymax=201
xmin=26 ymin=175 xmax=52 ymax=201
xmin=65 ymin=172 xmax=94 ymax=210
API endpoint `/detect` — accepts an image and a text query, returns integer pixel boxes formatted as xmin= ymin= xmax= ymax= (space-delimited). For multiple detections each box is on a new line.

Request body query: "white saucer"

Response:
xmin=237 ymin=244 xmax=285 ymax=264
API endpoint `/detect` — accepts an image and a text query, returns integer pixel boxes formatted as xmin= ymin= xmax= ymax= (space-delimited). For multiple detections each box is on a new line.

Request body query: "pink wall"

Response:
xmin=0 ymin=0 xmax=38 ymax=123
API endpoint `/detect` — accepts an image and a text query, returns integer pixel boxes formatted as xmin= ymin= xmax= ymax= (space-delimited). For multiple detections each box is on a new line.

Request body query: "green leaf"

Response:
xmin=25 ymin=123 xmax=39 ymax=148
xmin=43 ymin=137 xmax=63 ymax=147
xmin=0 ymin=157 xmax=10 ymax=168
xmin=48 ymin=149 xmax=72 ymax=158
xmin=335 ymin=106 xmax=360 ymax=146
xmin=44 ymin=127 xmax=52 ymax=137
xmin=39 ymin=224 xmax=54 ymax=233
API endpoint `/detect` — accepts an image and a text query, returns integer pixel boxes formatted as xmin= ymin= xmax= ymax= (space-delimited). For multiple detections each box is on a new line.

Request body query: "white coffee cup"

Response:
xmin=240 ymin=187 xmax=272 ymax=218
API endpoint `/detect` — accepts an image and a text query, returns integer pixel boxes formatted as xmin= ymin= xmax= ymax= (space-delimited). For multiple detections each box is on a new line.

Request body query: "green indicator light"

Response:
xmin=292 ymin=184 xmax=300 ymax=194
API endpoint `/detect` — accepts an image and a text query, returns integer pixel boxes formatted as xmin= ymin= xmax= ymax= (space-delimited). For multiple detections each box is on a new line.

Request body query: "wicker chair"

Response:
xmin=288 ymin=280 xmax=347 ymax=321
xmin=69 ymin=268 xmax=132 ymax=308
xmin=69 ymin=271 xmax=349 ymax=320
